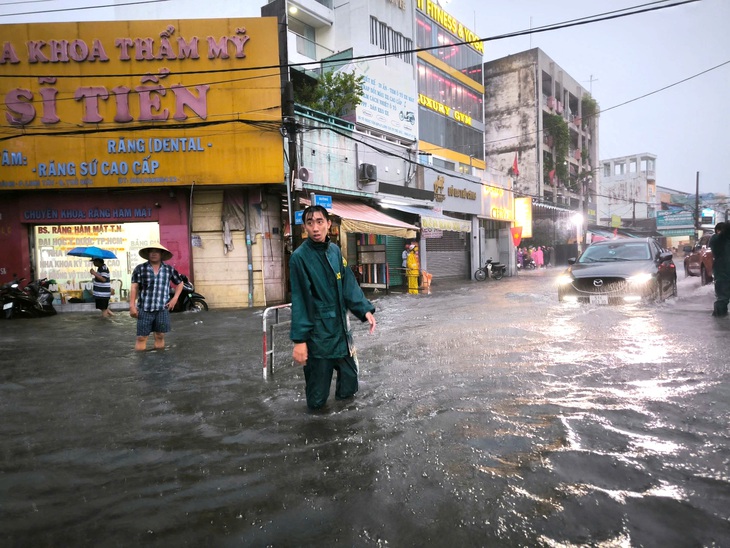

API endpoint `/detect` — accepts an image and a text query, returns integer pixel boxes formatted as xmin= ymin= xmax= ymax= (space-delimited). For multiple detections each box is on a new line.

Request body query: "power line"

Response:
xmin=0 ymin=0 xmax=699 ymax=80
xmin=0 ymin=0 xmax=171 ymax=18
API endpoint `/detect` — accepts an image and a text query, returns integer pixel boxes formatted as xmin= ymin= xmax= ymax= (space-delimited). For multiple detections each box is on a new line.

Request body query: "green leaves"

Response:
xmin=297 ymin=70 xmax=365 ymax=117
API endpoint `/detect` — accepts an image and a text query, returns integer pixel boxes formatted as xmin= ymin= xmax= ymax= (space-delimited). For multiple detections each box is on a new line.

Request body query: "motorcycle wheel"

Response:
xmin=492 ymin=269 xmax=504 ymax=280
xmin=474 ymin=269 xmax=487 ymax=281
xmin=186 ymin=298 xmax=209 ymax=312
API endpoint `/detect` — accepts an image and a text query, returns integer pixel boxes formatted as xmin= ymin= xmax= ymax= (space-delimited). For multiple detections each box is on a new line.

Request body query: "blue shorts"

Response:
xmin=136 ymin=309 xmax=171 ymax=336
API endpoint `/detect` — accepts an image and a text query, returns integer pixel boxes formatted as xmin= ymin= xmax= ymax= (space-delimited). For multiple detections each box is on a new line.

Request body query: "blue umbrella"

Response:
xmin=66 ymin=246 xmax=117 ymax=260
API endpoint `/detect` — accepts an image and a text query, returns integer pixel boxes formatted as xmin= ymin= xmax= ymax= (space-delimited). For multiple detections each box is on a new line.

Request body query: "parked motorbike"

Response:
xmin=1 ymin=277 xmax=57 ymax=319
xmin=474 ymin=258 xmax=506 ymax=281
xmin=517 ymin=257 xmax=536 ymax=270
xmin=170 ymin=274 xmax=208 ymax=312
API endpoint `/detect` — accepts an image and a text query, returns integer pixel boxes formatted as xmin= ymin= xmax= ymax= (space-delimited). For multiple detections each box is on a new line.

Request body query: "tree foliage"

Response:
xmin=581 ymin=94 xmax=599 ymax=123
xmin=543 ymin=113 xmax=570 ymax=183
xmin=296 ymin=70 xmax=365 ymax=118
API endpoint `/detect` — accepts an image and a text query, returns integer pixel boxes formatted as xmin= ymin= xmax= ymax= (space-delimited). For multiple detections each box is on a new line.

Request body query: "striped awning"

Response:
xmin=302 ymin=199 xmax=418 ymax=239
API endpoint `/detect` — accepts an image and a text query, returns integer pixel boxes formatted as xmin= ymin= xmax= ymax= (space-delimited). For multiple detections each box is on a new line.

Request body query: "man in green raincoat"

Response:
xmin=290 ymin=205 xmax=376 ymax=409
xmin=710 ymin=222 xmax=730 ymax=317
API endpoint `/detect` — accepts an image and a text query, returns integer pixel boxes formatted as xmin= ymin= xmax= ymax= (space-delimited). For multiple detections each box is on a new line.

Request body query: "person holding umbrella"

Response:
xmin=129 ymin=244 xmax=184 ymax=351
xmin=90 ymin=258 xmax=113 ymax=318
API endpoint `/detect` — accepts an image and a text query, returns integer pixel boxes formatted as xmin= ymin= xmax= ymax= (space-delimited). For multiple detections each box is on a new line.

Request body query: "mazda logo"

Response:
xmin=593 ymin=279 xmax=604 ymax=287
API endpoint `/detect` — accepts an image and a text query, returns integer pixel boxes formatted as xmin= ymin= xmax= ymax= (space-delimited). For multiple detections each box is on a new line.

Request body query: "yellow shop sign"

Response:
xmin=0 ymin=18 xmax=283 ymax=190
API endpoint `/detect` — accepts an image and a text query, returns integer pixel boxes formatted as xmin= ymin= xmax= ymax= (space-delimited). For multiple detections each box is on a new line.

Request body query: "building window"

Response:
xmin=433 ymin=157 xmax=455 ymax=171
xmin=415 ymin=14 xmax=482 ymax=84
xmin=418 ymin=107 xmax=484 ymax=164
xmin=418 ymin=61 xmax=483 ymax=123
xmin=603 ymin=163 xmax=611 ymax=177
xmin=289 ymin=17 xmax=316 ymax=59
xmin=370 ymin=16 xmax=413 ymax=64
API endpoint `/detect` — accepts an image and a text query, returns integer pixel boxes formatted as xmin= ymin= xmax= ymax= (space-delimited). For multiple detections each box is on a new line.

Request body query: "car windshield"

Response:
xmin=578 ymin=242 xmax=651 ymax=263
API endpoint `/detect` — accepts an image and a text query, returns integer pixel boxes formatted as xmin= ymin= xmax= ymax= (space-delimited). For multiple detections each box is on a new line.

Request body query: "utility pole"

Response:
xmin=695 ymin=171 xmax=700 ymax=239
xmin=632 ymin=199 xmax=636 ymax=226
xmin=283 ymin=80 xmax=299 ymax=251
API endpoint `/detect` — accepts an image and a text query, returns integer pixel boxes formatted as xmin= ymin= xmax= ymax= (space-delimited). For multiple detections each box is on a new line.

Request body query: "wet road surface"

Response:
xmin=2 ymin=268 xmax=729 ymax=546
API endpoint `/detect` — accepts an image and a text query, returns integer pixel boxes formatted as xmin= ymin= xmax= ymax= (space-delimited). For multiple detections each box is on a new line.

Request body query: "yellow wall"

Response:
xmin=0 ymin=18 xmax=283 ymax=191
xmin=191 ymin=190 xmax=285 ymax=308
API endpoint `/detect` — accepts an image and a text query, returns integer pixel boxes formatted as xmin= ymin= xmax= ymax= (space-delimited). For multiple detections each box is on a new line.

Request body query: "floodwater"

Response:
xmin=1 ymin=267 xmax=729 ymax=546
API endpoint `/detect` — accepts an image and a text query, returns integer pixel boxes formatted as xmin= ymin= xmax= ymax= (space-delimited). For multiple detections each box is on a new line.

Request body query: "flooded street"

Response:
xmin=2 ymin=267 xmax=729 ymax=546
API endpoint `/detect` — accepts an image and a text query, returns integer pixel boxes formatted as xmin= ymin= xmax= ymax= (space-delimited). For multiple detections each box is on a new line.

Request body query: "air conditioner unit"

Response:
xmin=359 ymin=163 xmax=377 ymax=182
xmin=297 ymin=167 xmax=312 ymax=183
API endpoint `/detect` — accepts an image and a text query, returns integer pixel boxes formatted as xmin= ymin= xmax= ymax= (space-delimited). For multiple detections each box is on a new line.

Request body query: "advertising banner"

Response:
xmin=354 ymin=60 xmax=418 ymax=141
xmin=0 ymin=18 xmax=283 ymax=191
xmin=656 ymin=210 xmax=694 ymax=228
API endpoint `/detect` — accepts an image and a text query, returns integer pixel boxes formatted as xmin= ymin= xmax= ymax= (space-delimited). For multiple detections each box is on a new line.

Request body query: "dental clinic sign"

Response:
xmin=0 ymin=18 xmax=282 ymax=190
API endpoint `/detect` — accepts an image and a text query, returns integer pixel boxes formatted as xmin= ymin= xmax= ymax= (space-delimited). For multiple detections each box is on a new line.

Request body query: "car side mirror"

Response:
xmin=659 ymin=251 xmax=673 ymax=262
xmin=683 ymin=245 xmax=691 ymax=254
xmin=568 ymin=258 xmax=576 ymax=265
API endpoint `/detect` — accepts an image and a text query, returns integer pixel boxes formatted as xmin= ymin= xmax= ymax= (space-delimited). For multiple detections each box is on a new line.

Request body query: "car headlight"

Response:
xmin=627 ymin=272 xmax=653 ymax=284
xmin=557 ymin=274 xmax=573 ymax=286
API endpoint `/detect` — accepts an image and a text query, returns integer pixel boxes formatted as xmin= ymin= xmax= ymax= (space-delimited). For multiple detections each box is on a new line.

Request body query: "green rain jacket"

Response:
xmin=290 ymin=237 xmax=375 ymax=359
xmin=710 ymin=231 xmax=730 ymax=282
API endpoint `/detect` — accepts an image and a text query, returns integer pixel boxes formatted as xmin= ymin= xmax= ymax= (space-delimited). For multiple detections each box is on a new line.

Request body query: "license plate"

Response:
xmin=3 ymin=302 xmax=12 ymax=310
xmin=590 ymin=295 xmax=609 ymax=305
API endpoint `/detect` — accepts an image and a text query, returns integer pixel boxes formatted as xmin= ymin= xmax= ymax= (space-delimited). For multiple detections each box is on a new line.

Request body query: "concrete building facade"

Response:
xmin=483 ymin=48 xmax=599 ymax=247
xmin=598 ymin=153 xmax=658 ymax=226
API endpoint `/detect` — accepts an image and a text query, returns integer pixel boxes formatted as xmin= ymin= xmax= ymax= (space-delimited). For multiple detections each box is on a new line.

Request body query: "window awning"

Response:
xmin=303 ymin=199 xmax=418 ymax=239
xmin=379 ymin=203 xmax=471 ymax=233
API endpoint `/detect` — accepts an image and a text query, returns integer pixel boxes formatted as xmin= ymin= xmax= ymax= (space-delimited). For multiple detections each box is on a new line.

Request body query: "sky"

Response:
xmin=1 ymin=0 xmax=728 ymax=197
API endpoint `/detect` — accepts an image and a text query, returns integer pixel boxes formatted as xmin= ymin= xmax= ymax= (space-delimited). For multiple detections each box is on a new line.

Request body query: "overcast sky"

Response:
xmin=2 ymin=0 xmax=728 ymax=196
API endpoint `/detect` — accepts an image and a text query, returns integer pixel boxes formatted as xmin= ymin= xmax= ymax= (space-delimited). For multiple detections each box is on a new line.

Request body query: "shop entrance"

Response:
xmin=32 ymin=222 xmax=160 ymax=303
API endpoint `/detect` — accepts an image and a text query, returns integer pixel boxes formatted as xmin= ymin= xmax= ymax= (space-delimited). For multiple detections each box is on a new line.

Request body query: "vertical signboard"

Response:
xmin=514 ymin=197 xmax=533 ymax=238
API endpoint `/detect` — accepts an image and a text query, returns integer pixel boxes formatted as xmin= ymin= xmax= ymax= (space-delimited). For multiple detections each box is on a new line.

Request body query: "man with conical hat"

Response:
xmin=129 ymin=244 xmax=184 ymax=351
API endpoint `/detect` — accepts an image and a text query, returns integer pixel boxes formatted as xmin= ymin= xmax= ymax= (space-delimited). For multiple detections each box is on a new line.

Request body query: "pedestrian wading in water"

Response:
xmin=289 ymin=205 xmax=376 ymax=410
xmin=90 ymin=258 xmax=114 ymax=318
xmin=129 ymin=244 xmax=184 ymax=351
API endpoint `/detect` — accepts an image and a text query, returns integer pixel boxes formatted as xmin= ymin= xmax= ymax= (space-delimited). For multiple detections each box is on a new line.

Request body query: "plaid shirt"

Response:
xmin=131 ymin=262 xmax=182 ymax=312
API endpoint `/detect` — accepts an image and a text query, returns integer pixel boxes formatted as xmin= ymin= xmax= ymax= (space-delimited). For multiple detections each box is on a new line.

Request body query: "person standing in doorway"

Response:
xmin=402 ymin=241 xmax=411 ymax=288
xmin=709 ymin=222 xmax=730 ymax=317
xmin=129 ymin=245 xmax=184 ymax=351
xmin=406 ymin=243 xmax=420 ymax=295
xmin=289 ymin=205 xmax=376 ymax=410
xmin=90 ymin=258 xmax=113 ymax=318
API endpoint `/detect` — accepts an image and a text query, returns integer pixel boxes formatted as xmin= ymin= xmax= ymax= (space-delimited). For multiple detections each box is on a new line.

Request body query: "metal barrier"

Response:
xmin=261 ymin=303 xmax=292 ymax=379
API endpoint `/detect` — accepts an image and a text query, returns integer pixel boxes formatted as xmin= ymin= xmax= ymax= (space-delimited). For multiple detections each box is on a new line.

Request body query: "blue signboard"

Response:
xmin=314 ymin=195 xmax=332 ymax=209
xmin=656 ymin=210 xmax=694 ymax=228
xmin=294 ymin=210 xmax=303 ymax=225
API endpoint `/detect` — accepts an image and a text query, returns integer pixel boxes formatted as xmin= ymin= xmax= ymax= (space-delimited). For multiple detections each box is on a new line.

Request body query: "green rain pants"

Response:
xmin=303 ymin=355 xmax=358 ymax=409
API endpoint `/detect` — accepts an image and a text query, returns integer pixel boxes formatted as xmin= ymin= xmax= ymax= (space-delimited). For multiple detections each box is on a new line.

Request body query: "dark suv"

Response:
xmin=684 ymin=233 xmax=714 ymax=285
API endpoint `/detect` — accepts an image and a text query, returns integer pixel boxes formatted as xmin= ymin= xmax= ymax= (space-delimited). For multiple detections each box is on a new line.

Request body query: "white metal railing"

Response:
xmin=261 ymin=304 xmax=292 ymax=379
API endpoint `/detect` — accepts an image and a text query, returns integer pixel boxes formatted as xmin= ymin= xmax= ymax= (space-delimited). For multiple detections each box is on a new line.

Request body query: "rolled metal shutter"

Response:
xmin=425 ymin=231 xmax=470 ymax=279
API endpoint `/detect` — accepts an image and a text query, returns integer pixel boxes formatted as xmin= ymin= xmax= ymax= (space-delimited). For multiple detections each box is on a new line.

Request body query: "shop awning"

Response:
xmin=303 ymin=199 xmax=418 ymax=238
xmin=379 ymin=203 xmax=471 ymax=233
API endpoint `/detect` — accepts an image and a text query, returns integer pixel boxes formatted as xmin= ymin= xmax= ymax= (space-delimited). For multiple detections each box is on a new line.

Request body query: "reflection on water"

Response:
xmin=1 ymin=273 xmax=729 ymax=545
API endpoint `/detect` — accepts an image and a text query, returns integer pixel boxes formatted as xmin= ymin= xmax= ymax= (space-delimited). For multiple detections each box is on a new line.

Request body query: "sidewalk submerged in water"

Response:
xmin=51 ymin=270 xmax=553 ymax=314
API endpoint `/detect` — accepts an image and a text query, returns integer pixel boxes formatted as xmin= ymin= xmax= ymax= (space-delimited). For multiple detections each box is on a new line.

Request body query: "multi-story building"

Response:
xmin=483 ymin=48 xmax=599 ymax=247
xmin=598 ymin=153 xmax=658 ymax=226
xmin=263 ymin=0 xmax=514 ymax=280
